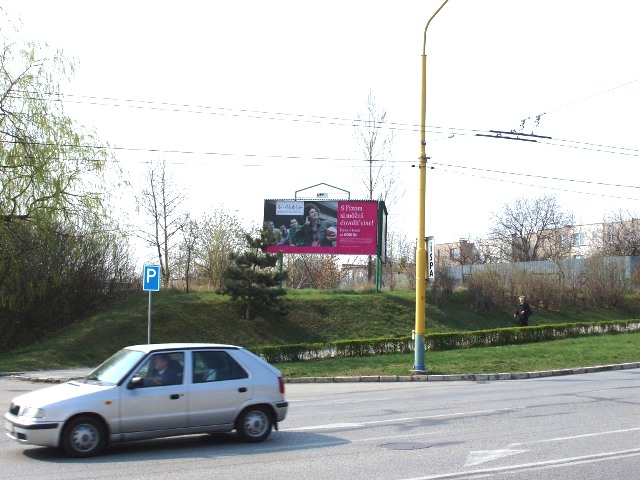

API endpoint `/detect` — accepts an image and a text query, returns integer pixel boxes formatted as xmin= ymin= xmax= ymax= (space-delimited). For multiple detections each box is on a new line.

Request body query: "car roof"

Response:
xmin=124 ymin=343 xmax=242 ymax=354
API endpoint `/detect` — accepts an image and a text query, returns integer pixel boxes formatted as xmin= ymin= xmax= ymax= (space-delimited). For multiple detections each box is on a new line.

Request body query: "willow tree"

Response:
xmin=0 ymin=36 xmax=109 ymax=226
xmin=0 ymin=23 xmax=130 ymax=348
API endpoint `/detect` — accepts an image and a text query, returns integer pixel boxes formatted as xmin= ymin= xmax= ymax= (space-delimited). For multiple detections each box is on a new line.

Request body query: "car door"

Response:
xmin=118 ymin=352 xmax=188 ymax=434
xmin=188 ymin=350 xmax=252 ymax=428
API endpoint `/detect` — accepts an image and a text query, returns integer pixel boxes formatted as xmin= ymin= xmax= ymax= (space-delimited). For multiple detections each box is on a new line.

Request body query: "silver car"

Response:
xmin=4 ymin=343 xmax=288 ymax=457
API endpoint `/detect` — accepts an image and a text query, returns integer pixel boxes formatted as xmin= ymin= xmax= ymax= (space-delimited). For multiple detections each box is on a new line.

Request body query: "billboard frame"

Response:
xmin=264 ymin=199 xmax=385 ymax=257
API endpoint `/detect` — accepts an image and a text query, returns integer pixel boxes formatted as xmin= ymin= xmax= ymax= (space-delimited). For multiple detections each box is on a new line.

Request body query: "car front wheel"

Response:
xmin=236 ymin=406 xmax=273 ymax=443
xmin=61 ymin=416 xmax=106 ymax=457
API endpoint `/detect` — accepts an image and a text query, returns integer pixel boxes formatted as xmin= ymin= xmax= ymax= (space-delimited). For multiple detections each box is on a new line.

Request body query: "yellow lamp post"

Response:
xmin=414 ymin=0 xmax=450 ymax=372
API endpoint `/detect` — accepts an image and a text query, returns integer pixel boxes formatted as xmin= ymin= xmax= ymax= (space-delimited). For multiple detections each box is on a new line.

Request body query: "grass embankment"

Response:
xmin=0 ymin=289 xmax=638 ymax=375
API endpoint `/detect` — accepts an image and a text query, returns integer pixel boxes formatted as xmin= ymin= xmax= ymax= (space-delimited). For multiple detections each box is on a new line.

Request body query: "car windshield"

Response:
xmin=84 ymin=348 xmax=146 ymax=384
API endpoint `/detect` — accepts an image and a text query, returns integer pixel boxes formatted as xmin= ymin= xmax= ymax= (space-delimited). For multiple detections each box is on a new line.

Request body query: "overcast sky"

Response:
xmin=3 ymin=1 xmax=639 ymax=264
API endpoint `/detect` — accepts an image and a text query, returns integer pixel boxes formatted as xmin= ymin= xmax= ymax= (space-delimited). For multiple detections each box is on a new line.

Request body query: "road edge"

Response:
xmin=2 ymin=362 xmax=639 ymax=384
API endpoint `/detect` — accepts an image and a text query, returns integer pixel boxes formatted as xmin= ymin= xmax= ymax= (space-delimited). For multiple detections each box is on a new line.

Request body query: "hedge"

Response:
xmin=252 ymin=320 xmax=640 ymax=364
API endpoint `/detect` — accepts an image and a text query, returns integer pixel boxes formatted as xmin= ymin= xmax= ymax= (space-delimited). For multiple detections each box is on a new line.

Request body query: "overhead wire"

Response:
xmin=423 ymin=78 xmax=640 ymax=203
xmin=433 ymin=165 xmax=640 ymax=202
xmin=5 ymin=91 xmax=640 ymax=198
xmin=11 ymin=90 xmax=640 ymax=159
xmin=430 ymin=161 xmax=640 ymax=191
xmin=512 ymin=78 xmax=640 ymax=156
xmin=519 ymin=78 xmax=640 ymax=127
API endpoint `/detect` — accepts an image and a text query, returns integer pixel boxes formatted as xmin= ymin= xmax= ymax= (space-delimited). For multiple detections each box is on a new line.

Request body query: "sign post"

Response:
xmin=142 ymin=265 xmax=161 ymax=344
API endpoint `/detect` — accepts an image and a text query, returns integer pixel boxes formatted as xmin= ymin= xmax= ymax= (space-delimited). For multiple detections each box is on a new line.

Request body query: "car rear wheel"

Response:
xmin=61 ymin=416 xmax=106 ymax=457
xmin=236 ymin=406 xmax=273 ymax=443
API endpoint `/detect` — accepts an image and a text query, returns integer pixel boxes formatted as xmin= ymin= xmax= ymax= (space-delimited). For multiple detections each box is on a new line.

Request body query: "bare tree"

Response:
xmin=442 ymin=237 xmax=485 ymax=289
xmin=488 ymin=195 xmax=574 ymax=262
xmin=475 ymin=237 xmax=505 ymax=264
xmin=451 ymin=238 xmax=484 ymax=266
xmin=353 ymin=90 xmax=403 ymax=206
xmin=179 ymin=215 xmax=199 ymax=293
xmin=596 ymin=210 xmax=640 ymax=256
xmin=383 ymin=230 xmax=415 ymax=290
xmin=196 ymin=209 xmax=247 ymax=289
xmin=353 ymin=91 xmax=403 ymax=280
xmin=284 ymin=254 xmax=343 ymax=289
xmin=137 ymin=160 xmax=187 ymax=286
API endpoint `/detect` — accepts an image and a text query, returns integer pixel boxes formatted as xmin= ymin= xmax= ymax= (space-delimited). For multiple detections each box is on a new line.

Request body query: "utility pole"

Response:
xmin=413 ymin=0 xmax=450 ymax=373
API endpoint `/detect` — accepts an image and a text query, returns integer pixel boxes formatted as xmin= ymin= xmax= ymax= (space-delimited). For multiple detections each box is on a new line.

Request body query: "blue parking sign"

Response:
xmin=143 ymin=265 xmax=161 ymax=291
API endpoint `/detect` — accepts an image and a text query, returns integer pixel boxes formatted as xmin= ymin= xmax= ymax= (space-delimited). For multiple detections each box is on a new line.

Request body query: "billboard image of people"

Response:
xmin=263 ymin=199 xmax=383 ymax=255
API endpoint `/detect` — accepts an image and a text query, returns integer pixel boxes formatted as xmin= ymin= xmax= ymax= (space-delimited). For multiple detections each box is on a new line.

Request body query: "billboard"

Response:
xmin=263 ymin=200 xmax=384 ymax=255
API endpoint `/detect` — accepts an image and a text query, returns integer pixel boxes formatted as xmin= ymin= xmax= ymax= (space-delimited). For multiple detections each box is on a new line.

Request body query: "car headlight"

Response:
xmin=21 ymin=407 xmax=46 ymax=418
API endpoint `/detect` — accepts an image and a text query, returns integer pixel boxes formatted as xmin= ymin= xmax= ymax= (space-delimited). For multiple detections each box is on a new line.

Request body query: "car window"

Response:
xmin=192 ymin=350 xmax=248 ymax=383
xmin=134 ymin=352 xmax=184 ymax=387
xmin=86 ymin=348 xmax=145 ymax=384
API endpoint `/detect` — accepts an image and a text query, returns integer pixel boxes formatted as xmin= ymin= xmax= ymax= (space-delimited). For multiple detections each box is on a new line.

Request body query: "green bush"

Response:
xmin=252 ymin=320 xmax=640 ymax=363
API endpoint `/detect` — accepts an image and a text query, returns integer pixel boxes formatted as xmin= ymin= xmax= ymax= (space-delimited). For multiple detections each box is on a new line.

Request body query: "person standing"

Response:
xmin=513 ymin=295 xmax=532 ymax=327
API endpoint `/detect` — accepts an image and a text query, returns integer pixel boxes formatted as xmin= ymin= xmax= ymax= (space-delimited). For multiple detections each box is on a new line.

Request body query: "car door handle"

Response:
xmin=170 ymin=394 xmax=180 ymax=399
xmin=238 ymin=387 xmax=247 ymax=393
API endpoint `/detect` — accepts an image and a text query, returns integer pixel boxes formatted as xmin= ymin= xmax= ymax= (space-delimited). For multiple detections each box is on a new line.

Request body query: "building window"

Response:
xmin=450 ymin=248 xmax=459 ymax=260
xmin=572 ymin=232 xmax=587 ymax=246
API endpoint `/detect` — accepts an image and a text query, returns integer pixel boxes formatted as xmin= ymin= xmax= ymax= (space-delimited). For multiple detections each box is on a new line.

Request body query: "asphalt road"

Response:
xmin=2 ymin=369 xmax=639 ymax=479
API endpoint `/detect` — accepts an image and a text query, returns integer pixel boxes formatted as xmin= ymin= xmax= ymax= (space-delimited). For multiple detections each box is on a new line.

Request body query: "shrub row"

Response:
xmin=253 ymin=320 xmax=640 ymax=364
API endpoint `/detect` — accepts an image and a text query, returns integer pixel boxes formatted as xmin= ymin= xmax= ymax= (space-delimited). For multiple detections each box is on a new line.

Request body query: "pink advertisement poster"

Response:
xmin=263 ymin=200 xmax=380 ymax=255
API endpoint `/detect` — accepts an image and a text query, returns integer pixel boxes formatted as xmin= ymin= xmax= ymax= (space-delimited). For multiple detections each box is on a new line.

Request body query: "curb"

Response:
xmin=283 ymin=362 xmax=640 ymax=383
xmin=3 ymin=362 xmax=639 ymax=384
xmin=1 ymin=369 xmax=90 ymax=384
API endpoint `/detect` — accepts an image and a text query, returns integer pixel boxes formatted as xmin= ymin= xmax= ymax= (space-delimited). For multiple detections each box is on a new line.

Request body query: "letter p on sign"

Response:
xmin=143 ymin=265 xmax=161 ymax=291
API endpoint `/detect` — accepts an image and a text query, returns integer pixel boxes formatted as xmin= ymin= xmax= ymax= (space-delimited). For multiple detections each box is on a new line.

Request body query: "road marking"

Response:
xmin=281 ymin=407 xmax=513 ymax=432
xmin=463 ymin=428 xmax=640 ymax=467
xmin=509 ymin=426 xmax=640 ymax=446
xmin=465 ymin=448 xmax=528 ymax=466
xmin=291 ymin=422 xmax=364 ymax=431
xmin=403 ymin=448 xmax=640 ymax=480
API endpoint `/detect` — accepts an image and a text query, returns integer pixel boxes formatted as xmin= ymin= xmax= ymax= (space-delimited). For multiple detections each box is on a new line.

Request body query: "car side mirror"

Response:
xmin=128 ymin=376 xmax=145 ymax=389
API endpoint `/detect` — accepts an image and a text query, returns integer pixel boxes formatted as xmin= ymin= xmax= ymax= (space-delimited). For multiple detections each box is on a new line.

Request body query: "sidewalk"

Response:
xmin=3 ymin=362 xmax=640 ymax=384
xmin=2 ymin=368 xmax=92 ymax=383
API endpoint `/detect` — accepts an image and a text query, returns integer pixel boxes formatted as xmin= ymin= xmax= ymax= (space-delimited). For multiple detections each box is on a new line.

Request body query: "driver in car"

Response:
xmin=147 ymin=354 xmax=180 ymax=386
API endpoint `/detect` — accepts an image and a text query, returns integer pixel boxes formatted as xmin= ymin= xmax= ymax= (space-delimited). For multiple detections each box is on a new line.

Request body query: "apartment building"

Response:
xmin=433 ymin=218 xmax=640 ymax=267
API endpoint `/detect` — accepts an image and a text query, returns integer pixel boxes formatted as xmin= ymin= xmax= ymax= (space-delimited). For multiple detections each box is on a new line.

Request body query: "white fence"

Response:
xmin=445 ymin=256 xmax=640 ymax=287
